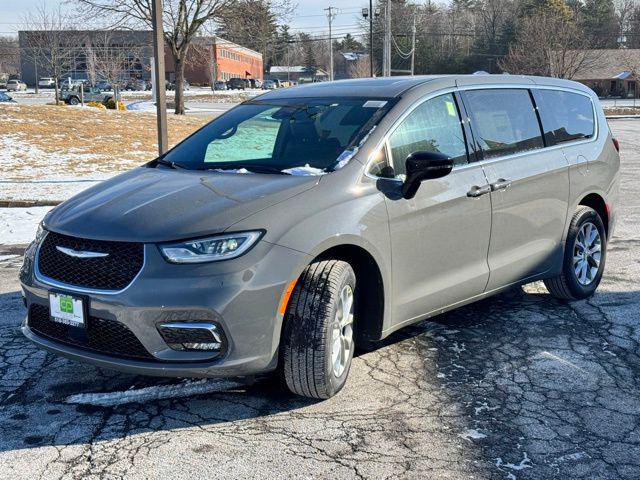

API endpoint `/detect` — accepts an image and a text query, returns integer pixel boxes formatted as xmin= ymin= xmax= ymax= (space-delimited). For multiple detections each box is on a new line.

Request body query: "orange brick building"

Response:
xmin=166 ymin=36 xmax=263 ymax=85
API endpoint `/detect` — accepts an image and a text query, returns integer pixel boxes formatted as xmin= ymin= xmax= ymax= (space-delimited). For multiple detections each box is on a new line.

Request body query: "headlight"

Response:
xmin=159 ymin=231 xmax=263 ymax=264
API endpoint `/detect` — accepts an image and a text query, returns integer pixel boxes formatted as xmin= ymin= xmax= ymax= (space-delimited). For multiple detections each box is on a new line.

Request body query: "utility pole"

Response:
xmin=151 ymin=0 xmax=168 ymax=155
xmin=410 ymin=15 xmax=416 ymax=76
xmin=369 ymin=0 xmax=374 ymax=77
xmin=382 ymin=0 xmax=392 ymax=76
xmin=325 ymin=6 xmax=338 ymax=81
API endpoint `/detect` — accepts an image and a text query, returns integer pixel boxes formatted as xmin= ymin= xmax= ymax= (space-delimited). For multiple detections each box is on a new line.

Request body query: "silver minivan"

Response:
xmin=20 ymin=75 xmax=620 ymax=399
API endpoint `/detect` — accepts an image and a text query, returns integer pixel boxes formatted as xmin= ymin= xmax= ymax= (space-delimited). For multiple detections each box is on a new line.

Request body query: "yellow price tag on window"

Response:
xmin=445 ymin=100 xmax=456 ymax=116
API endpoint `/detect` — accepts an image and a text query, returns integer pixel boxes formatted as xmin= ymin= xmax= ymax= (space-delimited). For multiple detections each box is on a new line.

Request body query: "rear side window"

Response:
xmin=464 ymin=89 xmax=544 ymax=159
xmin=532 ymin=89 xmax=595 ymax=145
xmin=388 ymin=93 xmax=468 ymax=176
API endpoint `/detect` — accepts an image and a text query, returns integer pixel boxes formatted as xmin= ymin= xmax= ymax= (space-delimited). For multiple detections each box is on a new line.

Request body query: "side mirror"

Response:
xmin=401 ymin=151 xmax=453 ymax=199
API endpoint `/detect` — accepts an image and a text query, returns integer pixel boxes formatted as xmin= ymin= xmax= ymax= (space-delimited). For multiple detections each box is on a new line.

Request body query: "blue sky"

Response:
xmin=0 ymin=0 xmax=368 ymax=38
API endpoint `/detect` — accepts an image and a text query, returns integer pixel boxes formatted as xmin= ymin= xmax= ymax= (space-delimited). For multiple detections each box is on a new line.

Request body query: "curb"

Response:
xmin=0 ymin=200 xmax=61 ymax=208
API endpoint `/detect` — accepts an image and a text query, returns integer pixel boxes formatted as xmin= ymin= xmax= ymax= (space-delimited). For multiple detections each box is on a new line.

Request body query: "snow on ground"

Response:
xmin=0 ymin=207 xmax=52 ymax=245
xmin=65 ymin=379 xmax=244 ymax=407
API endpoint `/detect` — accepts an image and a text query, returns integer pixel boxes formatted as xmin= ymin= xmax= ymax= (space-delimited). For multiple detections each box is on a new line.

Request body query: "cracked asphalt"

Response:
xmin=1 ymin=120 xmax=639 ymax=479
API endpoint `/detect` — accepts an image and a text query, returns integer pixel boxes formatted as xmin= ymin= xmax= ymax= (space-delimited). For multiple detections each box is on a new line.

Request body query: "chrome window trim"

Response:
xmin=34 ymin=232 xmax=147 ymax=296
xmin=364 ymin=83 xmax=599 ymax=181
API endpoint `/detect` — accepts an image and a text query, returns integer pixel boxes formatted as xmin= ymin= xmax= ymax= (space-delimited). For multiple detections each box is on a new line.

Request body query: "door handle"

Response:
xmin=490 ymin=178 xmax=512 ymax=191
xmin=467 ymin=184 xmax=491 ymax=197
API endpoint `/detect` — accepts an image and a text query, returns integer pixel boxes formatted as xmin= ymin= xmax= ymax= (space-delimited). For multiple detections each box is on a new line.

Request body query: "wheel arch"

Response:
xmin=578 ymin=192 xmax=609 ymax=237
xmin=310 ymin=243 xmax=386 ymax=346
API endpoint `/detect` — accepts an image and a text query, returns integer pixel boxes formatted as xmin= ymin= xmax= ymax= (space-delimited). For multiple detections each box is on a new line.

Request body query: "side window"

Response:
xmin=388 ymin=93 xmax=468 ymax=176
xmin=532 ymin=89 xmax=595 ymax=145
xmin=464 ymin=89 xmax=544 ymax=159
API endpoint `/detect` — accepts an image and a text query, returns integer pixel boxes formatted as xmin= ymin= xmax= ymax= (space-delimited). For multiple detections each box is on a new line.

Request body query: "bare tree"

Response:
xmin=21 ymin=4 xmax=79 ymax=103
xmin=499 ymin=11 xmax=601 ymax=79
xmin=347 ymin=56 xmax=373 ymax=78
xmin=85 ymin=31 xmax=144 ymax=99
xmin=74 ymin=0 xmax=232 ymax=114
xmin=0 ymin=36 xmax=20 ymax=80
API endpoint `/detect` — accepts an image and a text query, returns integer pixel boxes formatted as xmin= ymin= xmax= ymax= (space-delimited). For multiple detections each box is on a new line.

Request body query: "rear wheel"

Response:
xmin=544 ymin=206 xmax=607 ymax=300
xmin=280 ymin=260 xmax=356 ymax=399
xmin=68 ymin=96 xmax=79 ymax=105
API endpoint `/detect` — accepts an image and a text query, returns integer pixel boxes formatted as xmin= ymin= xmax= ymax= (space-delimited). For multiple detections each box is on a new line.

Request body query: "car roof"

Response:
xmin=254 ymin=74 xmax=592 ymax=100
xmin=258 ymin=76 xmax=445 ymax=99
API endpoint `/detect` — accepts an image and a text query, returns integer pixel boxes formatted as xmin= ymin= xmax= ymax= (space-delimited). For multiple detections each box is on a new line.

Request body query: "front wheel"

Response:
xmin=68 ymin=96 xmax=79 ymax=105
xmin=544 ymin=206 xmax=607 ymax=300
xmin=280 ymin=260 xmax=356 ymax=399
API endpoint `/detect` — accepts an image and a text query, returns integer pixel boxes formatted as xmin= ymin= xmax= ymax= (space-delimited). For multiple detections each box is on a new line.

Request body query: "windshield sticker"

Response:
xmin=363 ymin=100 xmax=388 ymax=108
xmin=445 ymin=100 xmax=456 ymax=117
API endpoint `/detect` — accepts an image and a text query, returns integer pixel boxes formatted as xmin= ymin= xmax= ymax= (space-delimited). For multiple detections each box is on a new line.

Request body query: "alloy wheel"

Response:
xmin=330 ymin=284 xmax=354 ymax=378
xmin=573 ymin=221 xmax=602 ymax=286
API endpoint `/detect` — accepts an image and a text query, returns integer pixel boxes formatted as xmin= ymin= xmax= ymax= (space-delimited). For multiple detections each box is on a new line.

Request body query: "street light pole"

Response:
xmin=151 ymin=0 xmax=168 ymax=155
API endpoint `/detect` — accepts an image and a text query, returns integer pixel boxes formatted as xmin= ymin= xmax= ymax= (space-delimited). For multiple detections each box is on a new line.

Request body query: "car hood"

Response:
xmin=44 ymin=167 xmax=321 ymax=242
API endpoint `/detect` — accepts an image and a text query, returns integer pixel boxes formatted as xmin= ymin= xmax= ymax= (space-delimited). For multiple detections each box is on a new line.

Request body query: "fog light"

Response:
xmin=158 ymin=322 xmax=224 ymax=352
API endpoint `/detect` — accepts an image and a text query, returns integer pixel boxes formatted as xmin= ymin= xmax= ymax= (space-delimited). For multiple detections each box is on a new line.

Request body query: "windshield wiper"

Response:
xmin=154 ymin=157 xmax=187 ymax=170
xmin=199 ymin=163 xmax=291 ymax=175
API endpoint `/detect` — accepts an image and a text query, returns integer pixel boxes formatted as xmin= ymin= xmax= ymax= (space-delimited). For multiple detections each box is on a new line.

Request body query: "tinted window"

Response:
xmin=388 ymin=93 xmax=467 ymax=175
xmin=533 ymin=89 xmax=595 ymax=145
xmin=464 ymin=89 xmax=543 ymax=159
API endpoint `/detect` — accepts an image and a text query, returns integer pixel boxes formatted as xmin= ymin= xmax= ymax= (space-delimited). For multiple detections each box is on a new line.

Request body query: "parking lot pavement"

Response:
xmin=0 ymin=120 xmax=638 ymax=479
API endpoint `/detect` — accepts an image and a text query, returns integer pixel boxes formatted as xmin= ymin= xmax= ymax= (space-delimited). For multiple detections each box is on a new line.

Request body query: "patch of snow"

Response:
xmin=496 ymin=452 xmax=532 ymax=471
xmin=125 ymin=100 xmax=157 ymax=112
xmin=459 ymin=429 xmax=487 ymax=441
xmin=474 ymin=402 xmax=499 ymax=415
xmin=282 ymin=164 xmax=326 ymax=176
xmin=65 ymin=379 xmax=243 ymax=407
xmin=210 ymin=168 xmax=252 ymax=174
xmin=0 ymin=207 xmax=53 ymax=245
xmin=334 ymin=149 xmax=357 ymax=170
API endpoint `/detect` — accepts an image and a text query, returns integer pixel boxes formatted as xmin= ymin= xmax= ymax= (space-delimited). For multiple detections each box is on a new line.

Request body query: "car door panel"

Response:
xmin=381 ymin=91 xmax=492 ymax=325
xmin=385 ymin=167 xmax=491 ymax=322
xmin=460 ymin=88 xmax=570 ymax=291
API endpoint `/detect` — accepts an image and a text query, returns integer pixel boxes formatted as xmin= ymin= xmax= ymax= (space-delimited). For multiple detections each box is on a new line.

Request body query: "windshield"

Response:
xmin=161 ymin=97 xmax=394 ymax=173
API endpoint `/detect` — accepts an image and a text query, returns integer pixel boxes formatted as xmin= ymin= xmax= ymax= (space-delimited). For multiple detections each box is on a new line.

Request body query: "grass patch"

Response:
xmin=0 ymin=104 xmax=211 ymax=180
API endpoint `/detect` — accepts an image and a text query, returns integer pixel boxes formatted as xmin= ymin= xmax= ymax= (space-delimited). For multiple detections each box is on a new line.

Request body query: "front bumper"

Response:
xmin=21 ymin=238 xmax=311 ymax=378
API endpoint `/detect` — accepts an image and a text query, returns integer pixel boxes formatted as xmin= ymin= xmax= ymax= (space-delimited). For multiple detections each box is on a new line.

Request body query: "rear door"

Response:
xmin=382 ymin=92 xmax=492 ymax=324
xmin=461 ymin=88 xmax=570 ymax=291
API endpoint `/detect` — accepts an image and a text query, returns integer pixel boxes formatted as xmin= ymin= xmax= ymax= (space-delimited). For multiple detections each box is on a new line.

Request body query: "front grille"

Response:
xmin=28 ymin=304 xmax=153 ymax=360
xmin=37 ymin=231 xmax=143 ymax=291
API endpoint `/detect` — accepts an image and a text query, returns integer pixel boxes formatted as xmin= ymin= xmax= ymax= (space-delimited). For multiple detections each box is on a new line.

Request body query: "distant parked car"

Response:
xmin=0 ymin=92 xmax=15 ymax=103
xmin=38 ymin=77 xmax=56 ymax=88
xmin=96 ymin=81 xmax=112 ymax=91
xmin=165 ymin=80 xmax=190 ymax=91
xmin=213 ymin=80 xmax=227 ymax=91
xmin=227 ymin=77 xmax=248 ymax=90
xmin=0 ymin=79 xmax=7 ymax=90
xmin=59 ymin=77 xmax=88 ymax=89
xmin=123 ymin=79 xmax=148 ymax=91
xmin=6 ymin=79 xmax=27 ymax=92
xmin=262 ymin=79 xmax=278 ymax=90
xmin=60 ymin=86 xmax=113 ymax=105
xmin=248 ymin=78 xmax=262 ymax=89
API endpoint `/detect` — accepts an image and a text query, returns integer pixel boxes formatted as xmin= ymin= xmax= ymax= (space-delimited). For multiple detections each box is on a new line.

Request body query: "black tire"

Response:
xmin=544 ymin=206 xmax=607 ymax=300
xmin=68 ymin=96 xmax=79 ymax=105
xmin=280 ymin=260 xmax=356 ymax=399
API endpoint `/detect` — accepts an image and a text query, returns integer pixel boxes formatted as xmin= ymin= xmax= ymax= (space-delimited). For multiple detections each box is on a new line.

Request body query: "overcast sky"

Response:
xmin=0 ymin=0 xmax=368 ymax=38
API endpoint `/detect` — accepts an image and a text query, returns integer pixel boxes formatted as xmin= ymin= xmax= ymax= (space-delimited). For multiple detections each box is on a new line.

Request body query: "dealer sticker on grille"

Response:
xmin=49 ymin=293 xmax=84 ymax=327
